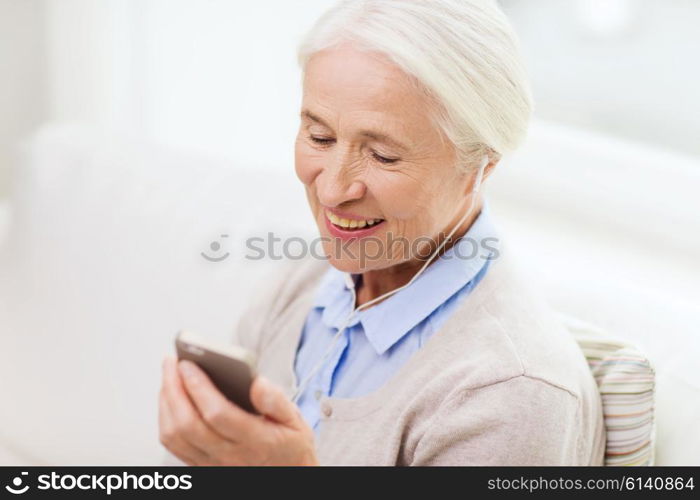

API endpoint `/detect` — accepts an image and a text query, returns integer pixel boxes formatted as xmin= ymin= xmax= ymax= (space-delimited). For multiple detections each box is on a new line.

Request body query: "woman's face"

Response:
xmin=295 ymin=45 xmax=474 ymax=273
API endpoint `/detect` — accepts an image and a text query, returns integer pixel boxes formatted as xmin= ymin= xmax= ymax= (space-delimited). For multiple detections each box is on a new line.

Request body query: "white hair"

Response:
xmin=297 ymin=0 xmax=533 ymax=169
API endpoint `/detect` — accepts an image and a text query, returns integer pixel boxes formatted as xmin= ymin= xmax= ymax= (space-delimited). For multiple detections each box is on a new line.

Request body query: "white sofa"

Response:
xmin=0 ymin=121 xmax=698 ymax=465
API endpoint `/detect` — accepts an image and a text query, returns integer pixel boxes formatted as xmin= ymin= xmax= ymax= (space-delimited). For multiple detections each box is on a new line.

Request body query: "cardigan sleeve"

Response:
xmin=410 ymin=375 xmax=585 ymax=466
xmin=230 ymin=261 xmax=297 ymax=355
xmin=231 ymin=256 xmax=327 ymax=356
xmin=230 ymin=281 xmax=276 ymax=356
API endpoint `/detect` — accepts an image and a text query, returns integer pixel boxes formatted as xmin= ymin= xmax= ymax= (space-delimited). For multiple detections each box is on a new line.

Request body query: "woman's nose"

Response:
xmin=315 ymin=158 xmax=366 ymax=207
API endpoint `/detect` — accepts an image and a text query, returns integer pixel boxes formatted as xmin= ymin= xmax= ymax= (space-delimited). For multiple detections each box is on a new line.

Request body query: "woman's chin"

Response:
xmin=319 ymin=244 xmax=376 ymax=274
xmin=315 ymin=228 xmax=390 ymax=274
xmin=325 ymin=256 xmax=365 ymax=274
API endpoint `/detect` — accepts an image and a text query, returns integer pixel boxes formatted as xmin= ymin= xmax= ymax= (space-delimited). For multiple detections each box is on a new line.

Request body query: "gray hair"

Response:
xmin=297 ymin=0 xmax=533 ymax=169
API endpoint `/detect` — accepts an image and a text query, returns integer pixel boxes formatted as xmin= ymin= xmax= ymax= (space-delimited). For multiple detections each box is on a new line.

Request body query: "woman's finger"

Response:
xmin=161 ymin=357 xmax=228 ymax=463
xmin=178 ymin=360 xmax=266 ymax=443
xmin=250 ymin=376 xmax=304 ymax=428
xmin=158 ymin=384 xmax=210 ymax=465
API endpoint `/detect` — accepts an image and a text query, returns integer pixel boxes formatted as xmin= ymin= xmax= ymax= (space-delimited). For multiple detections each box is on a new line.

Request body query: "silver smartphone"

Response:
xmin=175 ymin=330 xmax=258 ymax=413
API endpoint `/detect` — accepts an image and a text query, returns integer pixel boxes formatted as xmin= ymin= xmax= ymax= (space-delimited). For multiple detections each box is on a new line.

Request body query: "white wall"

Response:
xmin=1 ymin=0 xmax=332 ymax=199
xmin=44 ymin=0 xmax=134 ymax=126
xmin=0 ymin=0 xmax=48 ymax=197
xmin=140 ymin=0 xmax=334 ymax=170
xmin=502 ymin=0 xmax=700 ymax=157
xmin=44 ymin=0 xmax=332 ymax=171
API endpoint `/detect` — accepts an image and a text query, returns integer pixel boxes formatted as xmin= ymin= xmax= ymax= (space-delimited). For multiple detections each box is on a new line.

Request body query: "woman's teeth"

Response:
xmin=325 ymin=210 xmax=384 ymax=230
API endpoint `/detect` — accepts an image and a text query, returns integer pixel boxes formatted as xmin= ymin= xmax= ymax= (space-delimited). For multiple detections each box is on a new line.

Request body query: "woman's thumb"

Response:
xmin=251 ymin=376 xmax=301 ymax=427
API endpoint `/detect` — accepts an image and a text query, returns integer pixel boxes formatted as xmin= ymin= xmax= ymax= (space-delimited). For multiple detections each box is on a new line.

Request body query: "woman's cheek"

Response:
xmin=391 ymin=194 xmax=439 ymax=246
xmin=372 ymin=176 xmax=425 ymax=223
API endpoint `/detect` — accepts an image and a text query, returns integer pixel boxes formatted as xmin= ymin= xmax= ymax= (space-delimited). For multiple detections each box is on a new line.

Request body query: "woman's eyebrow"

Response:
xmin=301 ymin=109 xmax=409 ymax=151
xmin=301 ymin=109 xmax=330 ymax=127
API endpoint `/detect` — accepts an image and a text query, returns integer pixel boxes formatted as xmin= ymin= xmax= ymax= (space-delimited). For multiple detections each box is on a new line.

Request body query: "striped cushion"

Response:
xmin=558 ymin=314 xmax=656 ymax=466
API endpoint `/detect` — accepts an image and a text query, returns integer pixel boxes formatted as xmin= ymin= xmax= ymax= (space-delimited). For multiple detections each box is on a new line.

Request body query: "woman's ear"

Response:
xmin=463 ymin=154 xmax=495 ymax=196
xmin=481 ymin=155 xmax=499 ymax=182
xmin=472 ymin=156 xmax=489 ymax=194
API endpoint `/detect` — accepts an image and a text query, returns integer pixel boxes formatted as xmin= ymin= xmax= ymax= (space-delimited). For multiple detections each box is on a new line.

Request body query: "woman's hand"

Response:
xmin=158 ymin=355 xmax=318 ymax=466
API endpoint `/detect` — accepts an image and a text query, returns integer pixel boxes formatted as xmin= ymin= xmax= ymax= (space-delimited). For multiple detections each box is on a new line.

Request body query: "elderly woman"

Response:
xmin=159 ymin=0 xmax=605 ymax=466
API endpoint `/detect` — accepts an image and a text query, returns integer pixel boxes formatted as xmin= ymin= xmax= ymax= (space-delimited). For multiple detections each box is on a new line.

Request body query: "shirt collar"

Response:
xmin=312 ymin=201 xmax=500 ymax=355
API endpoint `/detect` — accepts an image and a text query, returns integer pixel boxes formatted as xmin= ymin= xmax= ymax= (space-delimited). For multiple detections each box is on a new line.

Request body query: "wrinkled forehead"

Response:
xmin=301 ymin=46 xmax=442 ymax=145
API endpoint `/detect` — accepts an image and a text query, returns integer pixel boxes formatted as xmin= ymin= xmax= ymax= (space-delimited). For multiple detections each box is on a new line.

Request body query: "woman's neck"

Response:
xmin=355 ymin=200 xmax=483 ymax=308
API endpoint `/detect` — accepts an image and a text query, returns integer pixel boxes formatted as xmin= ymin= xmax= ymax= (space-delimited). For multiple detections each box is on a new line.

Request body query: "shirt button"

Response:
xmin=321 ymin=402 xmax=333 ymax=418
xmin=314 ymin=390 xmax=323 ymax=401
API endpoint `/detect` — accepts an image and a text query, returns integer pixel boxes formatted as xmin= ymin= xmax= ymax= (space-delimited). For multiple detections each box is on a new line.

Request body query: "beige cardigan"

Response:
xmin=230 ymin=251 xmax=606 ymax=466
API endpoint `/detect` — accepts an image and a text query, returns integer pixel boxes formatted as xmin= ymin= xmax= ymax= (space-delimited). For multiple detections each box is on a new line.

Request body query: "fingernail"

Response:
xmin=179 ymin=360 xmax=196 ymax=380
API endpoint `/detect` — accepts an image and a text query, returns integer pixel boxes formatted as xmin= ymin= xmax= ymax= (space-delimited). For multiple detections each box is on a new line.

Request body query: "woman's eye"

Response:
xmin=372 ymin=152 xmax=399 ymax=164
xmin=309 ymin=135 xmax=335 ymax=145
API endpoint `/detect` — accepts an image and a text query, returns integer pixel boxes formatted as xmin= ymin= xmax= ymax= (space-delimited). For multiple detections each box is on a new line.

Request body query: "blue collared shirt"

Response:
xmin=293 ymin=203 xmax=500 ymax=431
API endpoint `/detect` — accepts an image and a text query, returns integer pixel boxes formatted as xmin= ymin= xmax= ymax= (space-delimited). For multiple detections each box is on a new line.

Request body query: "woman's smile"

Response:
xmin=323 ymin=208 xmax=386 ymax=240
